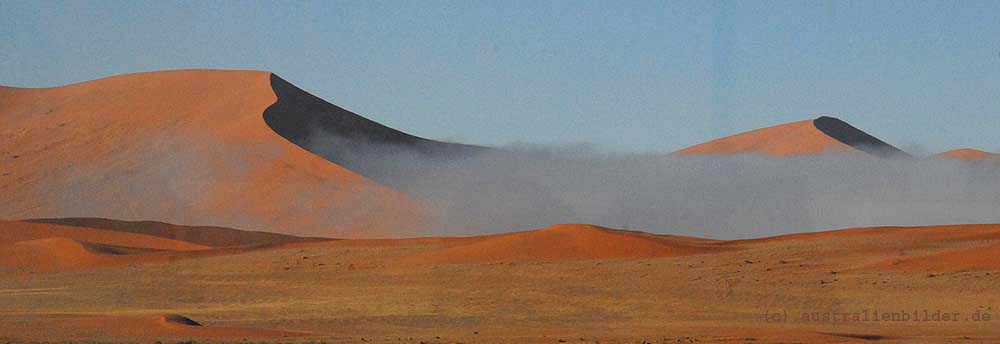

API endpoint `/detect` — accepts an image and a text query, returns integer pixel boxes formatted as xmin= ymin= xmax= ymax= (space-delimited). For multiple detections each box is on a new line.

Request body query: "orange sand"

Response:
xmin=673 ymin=119 xmax=855 ymax=156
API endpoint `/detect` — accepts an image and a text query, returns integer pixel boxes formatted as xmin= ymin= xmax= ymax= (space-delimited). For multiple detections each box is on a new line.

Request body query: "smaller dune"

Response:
xmin=933 ymin=148 xmax=999 ymax=161
xmin=674 ymin=116 xmax=907 ymax=157
xmin=25 ymin=217 xmax=331 ymax=247
xmin=0 ymin=221 xmax=210 ymax=250
xmin=403 ymin=224 xmax=725 ymax=264
xmin=0 ymin=237 xmax=121 ymax=271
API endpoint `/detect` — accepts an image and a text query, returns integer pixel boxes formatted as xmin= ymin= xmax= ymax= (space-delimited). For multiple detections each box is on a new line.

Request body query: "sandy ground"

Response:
xmin=1 ymin=222 xmax=998 ymax=343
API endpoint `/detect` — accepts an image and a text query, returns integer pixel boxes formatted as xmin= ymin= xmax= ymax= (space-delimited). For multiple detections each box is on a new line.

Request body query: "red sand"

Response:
xmin=673 ymin=119 xmax=855 ymax=156
xmin=0 ymin=70 xmax=426 ymax=238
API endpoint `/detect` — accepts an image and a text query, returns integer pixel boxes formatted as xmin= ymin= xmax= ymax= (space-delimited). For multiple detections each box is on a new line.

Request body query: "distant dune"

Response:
xmin=0 ymin=220 xmax=214 ymax=271
xmin=0 ymin=220 xmax=209 ymax=251
xmin=26 ymin=217 xmax=330 ymax=247
xmin=675 ymin=116 xmax=908 ymax=157
xmin=0 ymin=70 xmax=439 ymax=238
xmin=403 ymin=224 xmax=726 ymax=264
xmin=933 ymin=148 xmax=999 ymax=161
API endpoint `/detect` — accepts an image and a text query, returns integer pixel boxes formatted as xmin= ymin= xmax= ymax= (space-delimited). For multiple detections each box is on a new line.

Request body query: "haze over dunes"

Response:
xmin=674 ymin=116 xmax=908 ymax=157
xmin=0 ymin=70 xmax=429 ymax=238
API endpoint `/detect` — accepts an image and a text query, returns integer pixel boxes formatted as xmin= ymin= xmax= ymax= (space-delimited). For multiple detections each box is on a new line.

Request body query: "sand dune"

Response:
xmin=0 ymin=220 xmax=209 ymax=250
xmin=26 ymin=217 xmax=330 ymax=247
xmin=934 ymin=148 xmax=999 ymax=161
xmin=403 ymin=224 xmax=727 ymax=264
xmin=0 ymin=70 xmax=432 ymax=238
xmin=0 ymin=220 xmax=278 ymax=272
xmin=674 ymin=116 xmax=907 ymax=157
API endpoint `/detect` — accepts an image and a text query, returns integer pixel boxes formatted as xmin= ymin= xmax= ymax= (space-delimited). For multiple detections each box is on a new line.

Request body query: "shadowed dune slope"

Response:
xmin=26 ymin=217 xmax=331 ymax=247
xmin=403 ymin=224 xmax=727 ymax=264
xmin=933 ymin=148 xmax=999 ymax=161
xmin=674 ymin=116 xmax=907 ymax=157
xmin=0 ymin=70 xmax=427 ymax=238
xmin=264 ymin=74 xmax=486 ymax=181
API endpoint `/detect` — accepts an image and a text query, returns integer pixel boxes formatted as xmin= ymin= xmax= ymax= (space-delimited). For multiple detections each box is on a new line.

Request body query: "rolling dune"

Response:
xmin=403 ymin=224 xmax=726 ymax=264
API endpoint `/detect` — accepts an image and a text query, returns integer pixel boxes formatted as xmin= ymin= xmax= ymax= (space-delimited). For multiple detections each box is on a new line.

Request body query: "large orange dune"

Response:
xmin=0 ymin=70 xmax=430 ymax=238
xmin=674 ymin=116 xmax=908 ymax=157
xmin=933 ymin=148 xmax=999 ymax=161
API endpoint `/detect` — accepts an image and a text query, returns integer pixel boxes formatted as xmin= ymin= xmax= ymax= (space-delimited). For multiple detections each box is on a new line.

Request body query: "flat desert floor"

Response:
xmin=1 ymin=222 xmax=999 ymax=343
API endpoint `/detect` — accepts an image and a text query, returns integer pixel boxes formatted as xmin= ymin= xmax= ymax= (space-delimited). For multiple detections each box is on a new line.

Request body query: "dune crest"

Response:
xmin=674 ymin=116 xmax=907 ymax=157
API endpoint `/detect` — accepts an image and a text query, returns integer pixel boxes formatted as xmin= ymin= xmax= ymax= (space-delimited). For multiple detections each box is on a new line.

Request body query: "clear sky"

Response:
xmin=2 ymin=0 xmax=998 ymax=153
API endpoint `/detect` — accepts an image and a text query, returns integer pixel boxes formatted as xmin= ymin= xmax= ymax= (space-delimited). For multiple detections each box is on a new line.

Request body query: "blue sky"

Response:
xmin=2 ymin=0 xmax=998 ymax=153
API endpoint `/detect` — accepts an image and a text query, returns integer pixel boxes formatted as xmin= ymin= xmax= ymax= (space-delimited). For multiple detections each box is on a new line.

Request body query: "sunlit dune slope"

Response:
xmin=0 ymin=70 xmax=427 ymax=238
xmin=674 ymin=116 xmax=908 ymax=157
